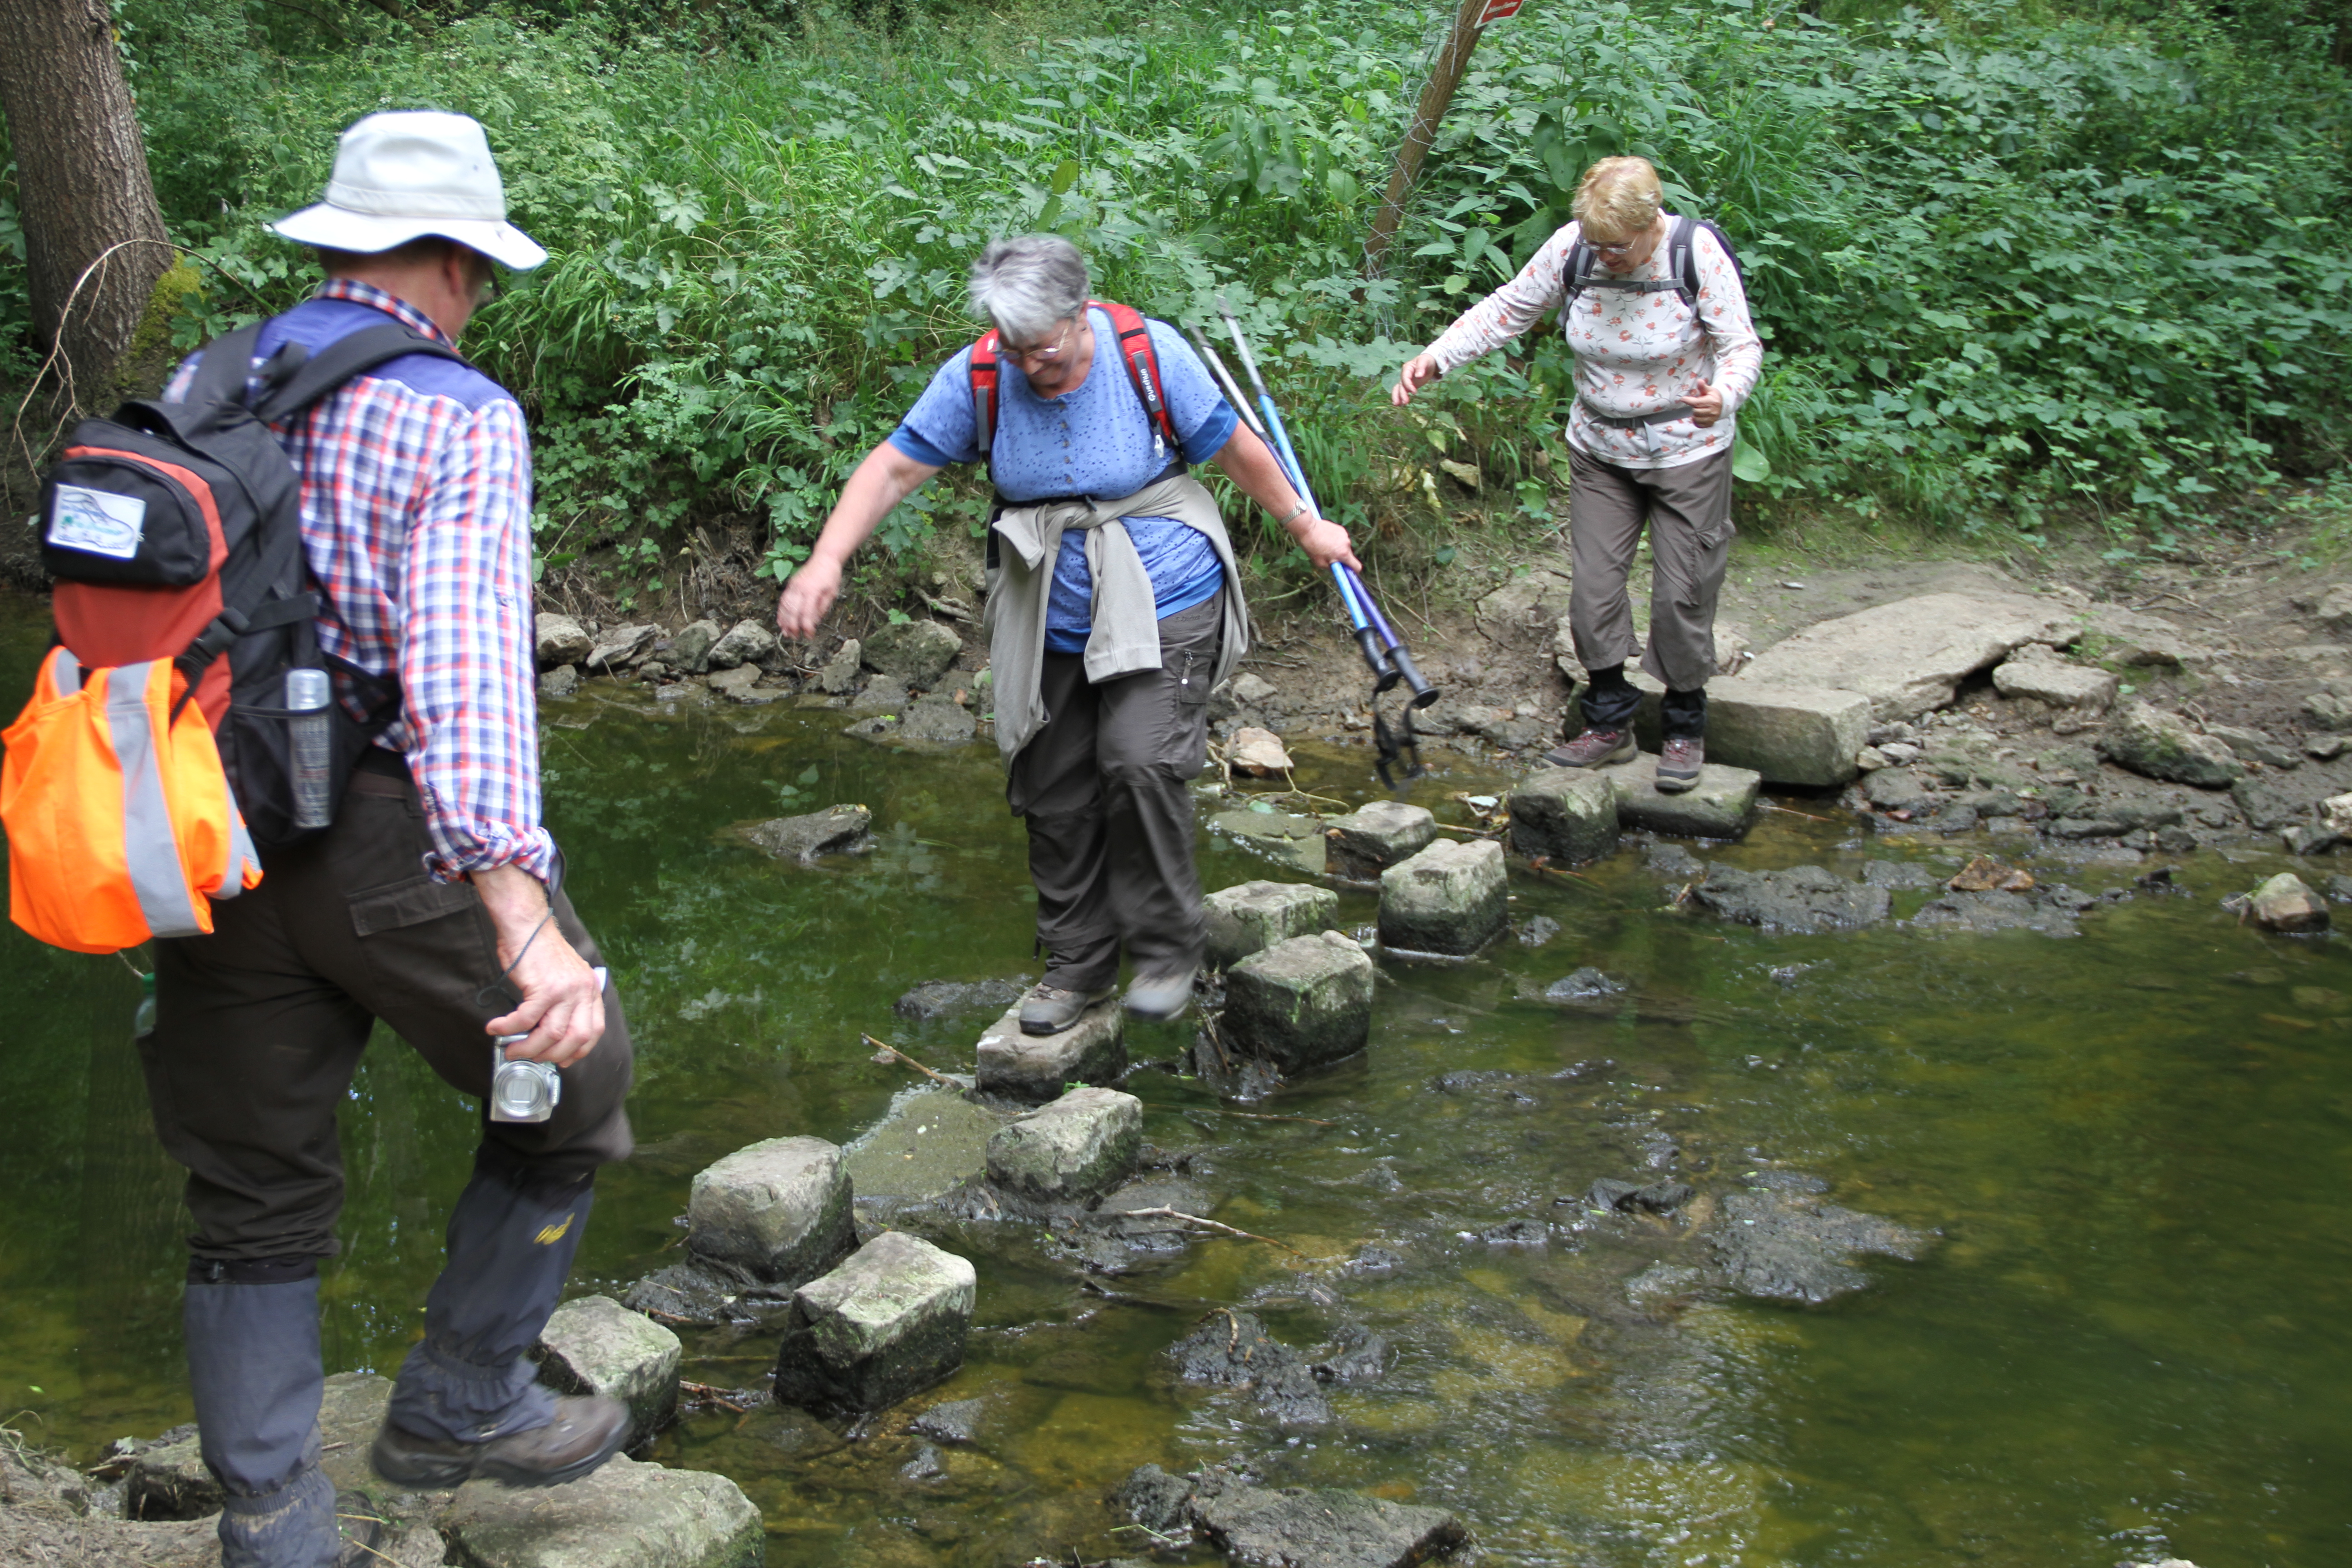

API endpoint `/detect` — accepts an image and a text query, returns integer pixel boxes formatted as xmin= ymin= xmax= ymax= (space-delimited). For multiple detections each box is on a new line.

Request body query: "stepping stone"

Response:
xmin=1594 ymin=752 xmax=1759 ymax=839
xmin=1628 ymin=671 xmax=1873 ymax=787
xmin=1323 ymin=799 xmax=1436 ymax=880
xmin=439 ymin=1453 xmax=763 ymax=1568
xmin=1222 ymin=930 xmax=1377 ymax=1072
xmin=975 ymin=997 xmax=1126 ymax=1103
xmin=1209 ymin=806 xmax=1327 ymax=873
xmin=1378 ymin=838 xmax=1507 ymax=955
xmin=739 ymin=803 xmax=872 ymax=862
xmin=861 ymin=619 xmax=960 ymax=689
xmin=686 ymin=1136 xmax=857 ymax=1287
xmin=985 ymin=1086 xmax=1144 ymax=1203
xmin=532 ymin=1294 xmax=682 ymax=1448
xmin=1508 ymin=768 xmax=1619 ymax=864
xmin=772 ymin=1231 xmax=976 ymax=1416
xmin=1203 ymin=879 xmax=1339 ymax=969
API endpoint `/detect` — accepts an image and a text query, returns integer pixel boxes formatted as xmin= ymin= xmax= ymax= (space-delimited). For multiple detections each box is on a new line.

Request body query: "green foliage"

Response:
xmin=59 ymin=0 xmax=2352 ymax=584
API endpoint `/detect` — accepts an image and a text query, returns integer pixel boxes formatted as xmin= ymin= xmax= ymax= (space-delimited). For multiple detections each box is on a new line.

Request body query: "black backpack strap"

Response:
xmin=251 ymin=323 xmax=470 ymax=426
xmin=1561 ymin=236 xmax=1595 ymax=316
xmin=1668 ymin=215 xmax=1700 ymax=309
xmin=182 ymin=321 xmax=271 ymax=411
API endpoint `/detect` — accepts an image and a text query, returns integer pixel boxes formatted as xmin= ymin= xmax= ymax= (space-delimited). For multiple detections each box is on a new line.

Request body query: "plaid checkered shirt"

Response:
xmin=167 ymin=279 xmax=553 ymax=885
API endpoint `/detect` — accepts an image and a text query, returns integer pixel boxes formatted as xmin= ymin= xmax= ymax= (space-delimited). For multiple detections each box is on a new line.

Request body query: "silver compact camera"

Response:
xmin=489 ymin=1038 xmax=561 ymax=1123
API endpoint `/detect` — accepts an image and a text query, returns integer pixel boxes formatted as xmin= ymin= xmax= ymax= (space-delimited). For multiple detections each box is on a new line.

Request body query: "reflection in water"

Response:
xmin=0 ymin=595 xmax=2347 ymax=1567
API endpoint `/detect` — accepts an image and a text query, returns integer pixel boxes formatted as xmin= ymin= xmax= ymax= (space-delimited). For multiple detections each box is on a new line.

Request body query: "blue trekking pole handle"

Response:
xmin=1215 ymin=295 xmax=1320 ymax=519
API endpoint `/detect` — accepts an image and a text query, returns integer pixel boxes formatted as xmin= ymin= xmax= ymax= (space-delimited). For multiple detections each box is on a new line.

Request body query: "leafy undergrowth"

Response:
xmin=6 ymin=0 xmax=2347 ymax=612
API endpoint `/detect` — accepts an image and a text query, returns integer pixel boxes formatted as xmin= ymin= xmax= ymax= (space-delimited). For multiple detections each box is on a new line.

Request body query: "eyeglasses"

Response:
xmin=1002 ymin=318 xmax=1075 ymax=368
xmin=1586 ymin=237 xmax=1638 ymax=257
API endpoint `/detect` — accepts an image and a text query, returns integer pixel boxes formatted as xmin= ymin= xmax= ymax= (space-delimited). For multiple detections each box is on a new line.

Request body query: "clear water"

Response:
xmin=2 ymin=591 xmax=2347 ymax=1567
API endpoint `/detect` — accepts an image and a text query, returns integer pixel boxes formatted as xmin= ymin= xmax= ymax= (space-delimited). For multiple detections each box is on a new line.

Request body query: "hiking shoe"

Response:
xmin=1542 ymin=727 xmax=1637 ymax=769
xmin=1019 ymin=982 xmax=1114 ymax=1036
xmin=1656 ymin=736 xmax=1705 ymax=792
xmin=1124 ymin=966 xmax=1198 ymax=1023
xmin=370 ymin=1394 xmax=627 ymax=1490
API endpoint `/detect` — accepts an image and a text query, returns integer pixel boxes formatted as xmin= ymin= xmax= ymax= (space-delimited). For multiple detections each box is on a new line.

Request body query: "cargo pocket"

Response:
xmin=348 ymin=872 xmax=500 ymax=1014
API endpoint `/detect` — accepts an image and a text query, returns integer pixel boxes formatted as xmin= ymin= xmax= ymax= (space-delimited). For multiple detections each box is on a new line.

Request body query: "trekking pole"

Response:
xmin=1210 ymin=300 xmax=1442 ymax=788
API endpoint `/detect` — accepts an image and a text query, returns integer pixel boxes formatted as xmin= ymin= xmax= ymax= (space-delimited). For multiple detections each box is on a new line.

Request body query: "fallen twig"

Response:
xmin=1759 ymin=801 xmax=1833 ymax=823
xmin=679 ymin=1380 xmax=750 ymax=1412
xmin=1196 ymin=1010 xmax=1235 ymax=1074
xmin=1117 ymin=1207 xmax=1309 ymax=1259
xmin=862 ymin=1035 xmax=961 ymax=1089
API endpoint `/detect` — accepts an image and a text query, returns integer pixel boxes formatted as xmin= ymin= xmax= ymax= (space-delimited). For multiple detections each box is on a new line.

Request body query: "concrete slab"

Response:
xmin=1378 ymin=839 xmax=1508 ymax=955
xmin=532 ymin=1295 xmax=681 ymax=1448
xmin=842 ymin=1082 xmax=1009 ymax=1205
xmin=438 ymin=1455 xmax=763 ymax=1568
xmin=1736 ymin=591 xmax=2073 ymax=720
xmin=1323 ymin=799 xmax=1437 ymax=879
xmin=1209 ymin=806 xmax=1327 ymax=873
xmin=1221 ymin=930 xmax=1377 ymax=1072
xmin=1508 ymin=768 xmax=1620 ymax=864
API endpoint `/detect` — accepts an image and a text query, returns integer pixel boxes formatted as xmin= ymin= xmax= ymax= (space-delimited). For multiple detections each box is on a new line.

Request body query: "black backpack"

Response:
xmin=1563 ymin=214 xmax=1745 ymax=315
xmin=37 ymin=321 xmax=465 ymax=846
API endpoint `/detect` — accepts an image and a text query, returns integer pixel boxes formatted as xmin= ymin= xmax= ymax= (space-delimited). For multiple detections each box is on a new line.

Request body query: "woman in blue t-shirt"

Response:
xmin=776 ymin=235 xmax=1356 ymax=1034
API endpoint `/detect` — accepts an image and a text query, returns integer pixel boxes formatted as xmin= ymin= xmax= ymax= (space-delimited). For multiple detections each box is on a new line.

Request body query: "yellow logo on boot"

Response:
xmin=534 ymin=1215 xmax=574 ymax=1246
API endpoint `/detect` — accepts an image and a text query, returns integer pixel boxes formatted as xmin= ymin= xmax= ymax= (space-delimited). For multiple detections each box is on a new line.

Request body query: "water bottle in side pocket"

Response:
xmin=284 ymin=667 xmax=332 ymax=829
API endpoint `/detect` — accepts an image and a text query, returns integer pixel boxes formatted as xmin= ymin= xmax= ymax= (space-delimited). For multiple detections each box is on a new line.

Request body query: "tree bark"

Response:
xmin=1362 ymin=0 xmax=1494 ymax=276
xmin=0 ymin=0 xmax=172 ymax=409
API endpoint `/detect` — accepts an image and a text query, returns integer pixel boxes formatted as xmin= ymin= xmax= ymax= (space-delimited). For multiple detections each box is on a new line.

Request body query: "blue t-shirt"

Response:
xmin=889 ymin=308 xmax=1237 ymax=652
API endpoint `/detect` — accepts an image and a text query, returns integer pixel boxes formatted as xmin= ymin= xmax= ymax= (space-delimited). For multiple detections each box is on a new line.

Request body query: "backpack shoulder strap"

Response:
xmin=1092 ymin=299 xmax=1179 ymax=458
xmin=968 ymin=328 xmax=1001 ymax=468
xmin=1668 ymin=215 xmax=1700 ymax=309
xmin=251 ymin=323 xmax=469 ymax=426
xmin=181 ymin=321 xmax=272 ymax=412
xmin=1562 ymin=234 xmax=1597 ymax=316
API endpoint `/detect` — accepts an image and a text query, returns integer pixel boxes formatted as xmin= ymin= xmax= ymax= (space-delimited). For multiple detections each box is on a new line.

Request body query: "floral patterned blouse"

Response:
xmin=1423 ymin=216 xmax=1764 ymax=470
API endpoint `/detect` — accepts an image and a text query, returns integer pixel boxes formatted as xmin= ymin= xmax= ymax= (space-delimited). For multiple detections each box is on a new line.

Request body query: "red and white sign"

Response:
xmin=1475 ymin=0 xmax=1526 ymax=25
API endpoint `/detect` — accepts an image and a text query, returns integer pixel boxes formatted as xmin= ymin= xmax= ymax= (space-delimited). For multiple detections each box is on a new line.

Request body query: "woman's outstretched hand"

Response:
xmin=1392 ymin=353 xmax=1442 ymax=407
xmin=775 ymin=555 xmax=843 ymax=640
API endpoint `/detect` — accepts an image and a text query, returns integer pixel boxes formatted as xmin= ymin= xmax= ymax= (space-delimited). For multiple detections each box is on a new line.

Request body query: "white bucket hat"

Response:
xmin=271 ymin=110 xmax=547 ymax=270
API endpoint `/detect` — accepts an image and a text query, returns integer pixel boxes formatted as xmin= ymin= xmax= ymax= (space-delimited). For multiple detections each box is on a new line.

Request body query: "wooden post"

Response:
xmin=1362 ymin=0 xmax=1497 ymax=276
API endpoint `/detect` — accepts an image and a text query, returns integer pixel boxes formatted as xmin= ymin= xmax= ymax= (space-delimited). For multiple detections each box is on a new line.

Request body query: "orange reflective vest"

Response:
xmin=2 ymin=647 xmax=262 ymax=954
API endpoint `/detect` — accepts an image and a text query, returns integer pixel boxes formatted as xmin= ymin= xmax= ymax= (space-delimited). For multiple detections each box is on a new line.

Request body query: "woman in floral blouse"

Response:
xmin=1394 ymin=156 xmax=1762 ymax=790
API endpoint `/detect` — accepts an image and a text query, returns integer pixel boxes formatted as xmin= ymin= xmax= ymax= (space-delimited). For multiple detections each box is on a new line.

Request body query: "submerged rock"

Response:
xmin=1166 ymin=1310 xmax=1332 ymax=1426
xmin=741 ymin=804 xmax=873 ymax=863
xmin=1544 ymin=967 xmax=1626 ymax=1005
xmin=1210 ymin=805 xmax=1328 ymax=873
xmin=893 ymin=978 xmax=1025 ymax=1021
xmin=909 ymin=1397 xmax=985 ymax=1446
xmin=1690 ymin=864 xmax=1891 ymax=931
xmin=1713 ymin=1186 xmax=1932 ymax=1304
xmin=1909 ymin=887 xmax=2084 ymax=936
xmin=772 ymin=1231 xmax=976 ymax=1415
xmin=1123 ymin=1465 xmax=1467 ymax=1568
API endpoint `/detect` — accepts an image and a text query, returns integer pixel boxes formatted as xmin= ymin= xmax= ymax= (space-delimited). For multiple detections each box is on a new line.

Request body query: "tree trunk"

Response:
xmin=1362 ymin=0 xmax=1494 ymax=276
xmin=0 ymin=0 xmax=172 ymax=411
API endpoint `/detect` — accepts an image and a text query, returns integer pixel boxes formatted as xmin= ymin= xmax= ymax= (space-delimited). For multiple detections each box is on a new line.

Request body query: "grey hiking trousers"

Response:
xmin=1006 ymin=591 xmax=1222 ymax=990
xmin=1566 ymin=444 xmax=1736 ymax=710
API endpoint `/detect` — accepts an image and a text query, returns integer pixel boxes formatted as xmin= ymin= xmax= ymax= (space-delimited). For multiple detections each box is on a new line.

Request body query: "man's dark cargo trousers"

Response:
xmin=145 ymin=750 xmax=632 ymax=1553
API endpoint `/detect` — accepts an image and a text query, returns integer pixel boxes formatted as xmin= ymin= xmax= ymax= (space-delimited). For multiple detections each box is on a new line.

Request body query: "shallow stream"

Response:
xmin=2 ymin=594 xmax=2347 ymax=1568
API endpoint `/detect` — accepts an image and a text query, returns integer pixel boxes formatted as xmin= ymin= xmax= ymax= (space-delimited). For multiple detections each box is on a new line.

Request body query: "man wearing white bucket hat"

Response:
xmin=145 ymin=111 xmax=634 ymax=1566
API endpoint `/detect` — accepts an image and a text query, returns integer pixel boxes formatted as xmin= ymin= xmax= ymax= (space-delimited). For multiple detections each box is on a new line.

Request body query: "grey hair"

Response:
xmin=970 ymin=235 xmax=1089 ymax=342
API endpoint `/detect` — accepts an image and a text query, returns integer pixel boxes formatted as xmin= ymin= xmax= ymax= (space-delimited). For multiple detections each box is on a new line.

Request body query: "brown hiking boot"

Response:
xmin=371 ymin=1394 xmax=627 ymax=1490
xmin=1542 ymin=727 xmax=1637 ymax=769
xmin=1019 ymin=982 xmax=1115 ymax=1036
xmin=1656 ymin=736 xmax=1705 ymax=792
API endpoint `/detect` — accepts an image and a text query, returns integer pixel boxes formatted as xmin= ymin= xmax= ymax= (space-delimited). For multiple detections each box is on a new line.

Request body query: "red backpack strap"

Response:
xmin=1091 ymin=299 xmax=1180 ymax=460
xmin=968 ymin=328 xmax=1001 ymax=467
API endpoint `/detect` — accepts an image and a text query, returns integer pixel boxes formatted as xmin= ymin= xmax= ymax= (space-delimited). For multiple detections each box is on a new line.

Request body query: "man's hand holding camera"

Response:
xmin=474 ymin=864 xmax=605 ymax=1067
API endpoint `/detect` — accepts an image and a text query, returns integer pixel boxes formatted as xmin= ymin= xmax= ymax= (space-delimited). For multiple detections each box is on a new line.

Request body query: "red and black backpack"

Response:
xmin=968 ymin=299 xmax=1179 ymax=470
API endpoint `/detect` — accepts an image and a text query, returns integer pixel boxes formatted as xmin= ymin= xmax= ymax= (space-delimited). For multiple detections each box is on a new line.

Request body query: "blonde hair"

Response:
xmin=1572 ymin=157 xmax=1663 ymax=242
